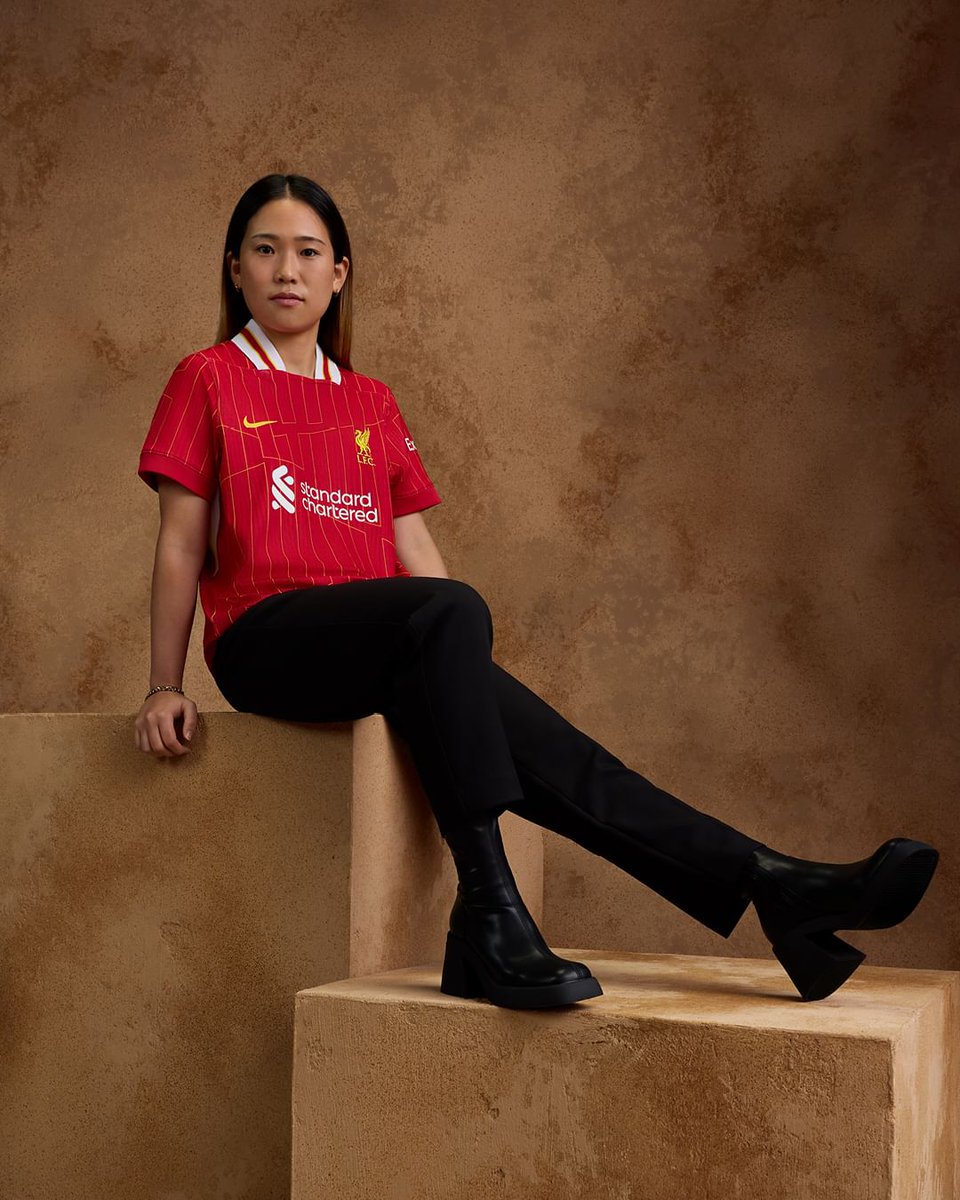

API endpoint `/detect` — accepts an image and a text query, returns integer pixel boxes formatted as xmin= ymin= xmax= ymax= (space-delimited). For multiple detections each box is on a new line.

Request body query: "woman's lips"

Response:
xmin=271 ymin=296 xmax=303 ymax=307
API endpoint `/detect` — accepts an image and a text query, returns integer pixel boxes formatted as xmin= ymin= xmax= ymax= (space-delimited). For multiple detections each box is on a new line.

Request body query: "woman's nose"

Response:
xmin=275 ymin=252 xmax=299 ymax=281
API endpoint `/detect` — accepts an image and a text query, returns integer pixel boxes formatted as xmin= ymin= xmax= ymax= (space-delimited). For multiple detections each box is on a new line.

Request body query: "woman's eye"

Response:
xmin=254 ymin=244 xmax=273 ymax=254
xmin=301 ymin=248 xmax=318 ymax=257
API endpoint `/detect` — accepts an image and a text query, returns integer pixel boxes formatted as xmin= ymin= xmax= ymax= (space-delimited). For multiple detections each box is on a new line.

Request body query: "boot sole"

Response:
xmin=857 ymin=842 xmax=940 ymax=930
xmin=439 ymin=932 xmax=603 ymax=1009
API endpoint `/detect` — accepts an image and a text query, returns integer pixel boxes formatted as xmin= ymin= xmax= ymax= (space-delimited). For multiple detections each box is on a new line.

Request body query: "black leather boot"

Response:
xmin=741 ymin=838 xmax=939 ymax=1001
xmin=439 ymin=810 xmax=603 ymax=1009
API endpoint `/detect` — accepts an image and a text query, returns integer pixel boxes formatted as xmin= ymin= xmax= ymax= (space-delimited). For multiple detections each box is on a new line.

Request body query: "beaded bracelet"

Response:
xmin=145 ymin=684 xmax=184 ymax=700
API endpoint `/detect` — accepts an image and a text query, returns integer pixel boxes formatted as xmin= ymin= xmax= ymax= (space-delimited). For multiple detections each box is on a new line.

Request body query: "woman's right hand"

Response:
xmin=134 ymin=691 xmax=200 ymax=758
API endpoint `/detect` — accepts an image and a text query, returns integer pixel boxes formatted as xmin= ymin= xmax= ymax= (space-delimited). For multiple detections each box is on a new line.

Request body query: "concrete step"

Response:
xmin=292 ymin=949 xmax=959 ymax=1200
xmin=0 ymin=711 xmax=542 ymax=1200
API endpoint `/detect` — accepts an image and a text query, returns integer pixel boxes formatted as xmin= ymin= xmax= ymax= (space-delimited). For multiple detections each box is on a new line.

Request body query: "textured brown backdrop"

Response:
xmin=1 ymin=0 xmax=957 ymax=964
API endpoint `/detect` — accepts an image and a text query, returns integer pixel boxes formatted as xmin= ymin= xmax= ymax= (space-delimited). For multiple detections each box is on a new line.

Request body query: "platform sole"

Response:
xmin=439 ymin=931 xmax=603 ymax=1009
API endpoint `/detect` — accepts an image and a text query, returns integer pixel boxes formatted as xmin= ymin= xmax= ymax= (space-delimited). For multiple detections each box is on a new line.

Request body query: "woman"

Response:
xmin=133 ymin=173 xmax=939 ymax=1010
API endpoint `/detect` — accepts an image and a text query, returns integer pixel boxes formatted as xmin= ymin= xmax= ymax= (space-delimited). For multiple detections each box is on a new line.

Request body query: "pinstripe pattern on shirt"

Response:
xmin=138 ymin=326 xmax=441 ymax=669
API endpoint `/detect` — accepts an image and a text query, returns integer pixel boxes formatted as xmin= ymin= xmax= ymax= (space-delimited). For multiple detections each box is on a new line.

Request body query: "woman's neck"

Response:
xmin=262 ymin=325 xmax=319 ymax=377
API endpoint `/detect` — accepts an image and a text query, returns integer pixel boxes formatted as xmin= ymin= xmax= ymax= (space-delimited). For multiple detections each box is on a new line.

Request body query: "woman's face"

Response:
xmin=228 ymin=196 xmax=349 ymax=339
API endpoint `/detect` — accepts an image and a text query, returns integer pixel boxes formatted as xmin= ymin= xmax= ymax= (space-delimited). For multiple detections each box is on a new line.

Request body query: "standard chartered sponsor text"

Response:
xmin=300 ymin=481 xmax=380 ymax=524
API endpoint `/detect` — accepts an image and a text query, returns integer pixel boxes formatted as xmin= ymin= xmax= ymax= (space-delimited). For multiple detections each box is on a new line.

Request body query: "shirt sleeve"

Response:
xmin=137 ymin=353 xmax=219 ymax=502
xmin=381 ymin=387 xmax=443 ymax=517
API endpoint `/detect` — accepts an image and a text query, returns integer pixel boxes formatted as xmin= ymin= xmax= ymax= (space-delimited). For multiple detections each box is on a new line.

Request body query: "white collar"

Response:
xmin=231 ymin=317 xmax=342 ymax=384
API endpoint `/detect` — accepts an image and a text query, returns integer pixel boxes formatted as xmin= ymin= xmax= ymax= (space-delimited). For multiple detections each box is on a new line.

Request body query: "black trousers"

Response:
xmin=209 ymin=576 xmax=765 ymax=937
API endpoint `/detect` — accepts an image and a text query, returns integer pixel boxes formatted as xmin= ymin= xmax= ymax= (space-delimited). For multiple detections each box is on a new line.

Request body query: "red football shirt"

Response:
xmin=138 ymin=319 xmax=443 ymax=670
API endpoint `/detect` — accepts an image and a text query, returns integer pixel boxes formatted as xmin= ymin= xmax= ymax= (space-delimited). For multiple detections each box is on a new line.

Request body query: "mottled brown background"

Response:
xmin=2 ymin=0 xmax=957 ymax=963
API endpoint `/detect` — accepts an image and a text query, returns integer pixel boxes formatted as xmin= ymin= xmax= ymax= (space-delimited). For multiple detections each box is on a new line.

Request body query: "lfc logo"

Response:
xmin=355 ymin=427 xmax=374 ymax=466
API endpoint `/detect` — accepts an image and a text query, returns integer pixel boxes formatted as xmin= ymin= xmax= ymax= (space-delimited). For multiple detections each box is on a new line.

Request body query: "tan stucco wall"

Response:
xmin=1 ymin=2 xmax=956 ymax=959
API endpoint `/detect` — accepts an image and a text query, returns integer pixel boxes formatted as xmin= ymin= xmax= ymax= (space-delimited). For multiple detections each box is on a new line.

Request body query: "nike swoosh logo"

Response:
xmin=243 ymin=416 xmax=277 ymax=429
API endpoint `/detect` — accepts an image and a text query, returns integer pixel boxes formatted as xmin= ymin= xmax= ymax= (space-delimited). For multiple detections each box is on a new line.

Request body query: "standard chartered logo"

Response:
xmin=269 ymin=463 xmax=379 ymax=526
xmin=271 ymin=465 xmax=296 ymax=513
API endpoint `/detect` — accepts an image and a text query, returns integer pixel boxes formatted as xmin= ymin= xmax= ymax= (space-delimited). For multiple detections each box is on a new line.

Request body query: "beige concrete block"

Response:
xmin=0 ymin=711 xmax=542 ymax=1200
xmin=292 ymin=950 xmax=960 ymax=1200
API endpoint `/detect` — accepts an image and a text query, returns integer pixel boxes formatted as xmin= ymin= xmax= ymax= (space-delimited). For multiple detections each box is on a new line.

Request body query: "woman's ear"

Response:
xmin=335 ymin=256 xmax=350 ymax=289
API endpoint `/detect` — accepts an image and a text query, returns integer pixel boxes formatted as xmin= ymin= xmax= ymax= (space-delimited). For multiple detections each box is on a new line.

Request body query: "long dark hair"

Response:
xmin=216 ymin=174 xmax=353 ymax=369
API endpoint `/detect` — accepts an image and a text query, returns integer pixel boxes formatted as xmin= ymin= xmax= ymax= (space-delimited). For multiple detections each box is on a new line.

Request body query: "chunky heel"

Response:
xmin=772 ymin=929 xmax=866 ymax=1002
xmin=440 ymin=932 xmax=483 ymax=999
xmin=440 ymin=930 xmax=603 ymax=1008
